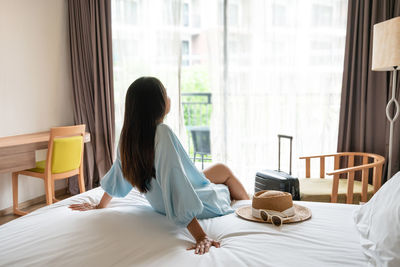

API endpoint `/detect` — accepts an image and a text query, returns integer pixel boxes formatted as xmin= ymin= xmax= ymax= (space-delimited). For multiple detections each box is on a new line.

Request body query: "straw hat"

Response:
xmin=236 ymin=190 xmax=311 ymax=225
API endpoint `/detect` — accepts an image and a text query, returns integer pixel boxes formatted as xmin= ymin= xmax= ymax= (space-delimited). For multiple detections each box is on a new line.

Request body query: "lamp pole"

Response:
xmin=386 ymin=66 xmax=399 ymax=179
xmin=371 ymin=17 xmax=400 ymax=180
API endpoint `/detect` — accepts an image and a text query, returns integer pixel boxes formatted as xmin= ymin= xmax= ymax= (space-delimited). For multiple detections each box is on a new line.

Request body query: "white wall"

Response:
xmin=0 ymin=0 xmax=73 ymax=210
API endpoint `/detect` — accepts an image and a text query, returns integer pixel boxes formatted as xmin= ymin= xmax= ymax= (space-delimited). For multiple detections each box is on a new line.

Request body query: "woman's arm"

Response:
xmin=97 ymin=192 xmax=112 ymax=208
xmin=186 ymin=217 xmax=220 ymax=255
xmin=69 ymin=192 xmax=112 ymax=211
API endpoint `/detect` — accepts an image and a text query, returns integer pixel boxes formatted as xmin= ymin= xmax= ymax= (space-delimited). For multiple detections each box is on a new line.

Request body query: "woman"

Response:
xmin=69 ymin=77 xmax=249 ymax=255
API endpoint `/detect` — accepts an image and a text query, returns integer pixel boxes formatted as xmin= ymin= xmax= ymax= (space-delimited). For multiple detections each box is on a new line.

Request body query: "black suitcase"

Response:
xmin=255 ymin=134 xmax=300 ymax=200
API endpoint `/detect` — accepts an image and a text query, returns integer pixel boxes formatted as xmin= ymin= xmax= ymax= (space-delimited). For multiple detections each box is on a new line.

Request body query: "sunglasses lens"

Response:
xmin=260 ymin=211 xmax=268 ymax=221
xmin=271 ymin=216 xmax=282 ymax=227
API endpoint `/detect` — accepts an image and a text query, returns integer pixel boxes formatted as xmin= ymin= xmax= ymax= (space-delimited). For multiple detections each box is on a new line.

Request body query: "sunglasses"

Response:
xmin=259 ymin=210 xmax=293 ymax=227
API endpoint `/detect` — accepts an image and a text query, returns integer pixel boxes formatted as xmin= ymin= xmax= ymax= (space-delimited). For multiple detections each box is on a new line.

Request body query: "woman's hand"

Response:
xmin=69 ymin=203 xmax=98 ymax=211
xmin=69 ymin=192 xmax=112 ymax=211
xmin=187 ymin=236 xmax=220 ymax=255
xmin=186 ymin=217 xmax=219 ymax=255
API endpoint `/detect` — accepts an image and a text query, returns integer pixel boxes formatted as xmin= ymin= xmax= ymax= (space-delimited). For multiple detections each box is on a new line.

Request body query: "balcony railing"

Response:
xmin=181 ymin=92 xmax=212 ymax=126
xmin=181 ymin=92 xmax=212 ymax=168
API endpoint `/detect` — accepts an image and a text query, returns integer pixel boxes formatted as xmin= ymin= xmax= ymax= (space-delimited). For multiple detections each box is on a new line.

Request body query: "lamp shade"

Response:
xmin=372 ymin=16 xmax=400 ymax=71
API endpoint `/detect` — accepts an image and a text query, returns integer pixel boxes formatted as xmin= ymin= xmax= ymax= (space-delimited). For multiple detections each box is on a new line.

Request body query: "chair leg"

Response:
xmin=51 ymin=179 xmax=60 ymax=203
xmin=12 ymin=172 xmax=18 ymax=212
xmin=12 ymin=172 xmax=27 ymax=216
xmin=44 ymin=174 xmax=53 ymax=205
xmin=331 ymin=174 xmax=339 ymax=203
xmin=78 ymin=172 xmax=86 ymax=194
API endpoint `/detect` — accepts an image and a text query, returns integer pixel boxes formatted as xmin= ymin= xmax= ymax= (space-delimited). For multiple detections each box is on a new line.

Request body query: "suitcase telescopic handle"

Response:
xmin=278 ymin=134 xmax=293 ymax=175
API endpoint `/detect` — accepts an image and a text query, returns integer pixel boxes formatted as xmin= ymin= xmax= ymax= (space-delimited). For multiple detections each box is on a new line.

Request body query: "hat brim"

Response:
xmin=235 ymin=204 xmax=312 ymax=224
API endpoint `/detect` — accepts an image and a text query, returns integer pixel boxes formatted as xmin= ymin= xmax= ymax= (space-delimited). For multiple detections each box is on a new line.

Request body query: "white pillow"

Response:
xmin=353 ymin=171 xmax=400 ymax=267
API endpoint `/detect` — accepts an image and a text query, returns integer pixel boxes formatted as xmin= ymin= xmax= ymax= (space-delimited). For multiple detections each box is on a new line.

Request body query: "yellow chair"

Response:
xmin=299 ymin=152 xmax=385 ymax=204
xmin=12 ymin=125 xmax=86 ymax=215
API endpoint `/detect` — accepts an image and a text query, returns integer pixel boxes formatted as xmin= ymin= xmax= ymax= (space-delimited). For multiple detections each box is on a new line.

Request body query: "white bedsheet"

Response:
xmin=0 ymin=187 xmax=368 ymax=267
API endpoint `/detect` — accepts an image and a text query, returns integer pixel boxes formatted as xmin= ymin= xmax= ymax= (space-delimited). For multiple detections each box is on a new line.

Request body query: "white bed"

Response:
xmin=0 ymin=187 xmax=368 ymax=267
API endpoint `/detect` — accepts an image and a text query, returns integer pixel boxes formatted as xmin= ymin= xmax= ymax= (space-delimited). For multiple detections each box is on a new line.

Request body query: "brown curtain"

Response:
xmin=338 ymin=0 xmax=400 ymax=183
xmin=67 ymin=0 xmax=115 ymax=194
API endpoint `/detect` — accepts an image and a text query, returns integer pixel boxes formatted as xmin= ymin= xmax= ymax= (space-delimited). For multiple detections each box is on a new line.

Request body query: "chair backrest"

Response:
xmin=189 ymin=126 xmax=210 ymax=154
xmin=300 ymin=152 xmax=385 ymax=203
xmin=46 ymin=125 xmax=85 ymax=174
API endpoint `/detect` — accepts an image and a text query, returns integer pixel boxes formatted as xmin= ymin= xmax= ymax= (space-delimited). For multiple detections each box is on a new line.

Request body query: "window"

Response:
xmin=113 ymin=0 xmax=137 ymax=25
xmin=228 ymin=2 xmax=239 ymax=27
xmin=181 ymin=40 xmax=190 ymax=66
xmin=112 ymin=0 xmax=348 ymax=190
xmin=272 ymin=4 xmax=287 ymax=26
xmin=183 ymin=3 xmax=189 ymax=27
xmin=312 ymin=4 xmax=333 ymax=27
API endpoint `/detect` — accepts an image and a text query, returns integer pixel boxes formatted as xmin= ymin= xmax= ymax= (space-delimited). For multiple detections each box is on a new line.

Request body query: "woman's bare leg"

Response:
xmin=203 ymin=163 xmax=250 ymax=200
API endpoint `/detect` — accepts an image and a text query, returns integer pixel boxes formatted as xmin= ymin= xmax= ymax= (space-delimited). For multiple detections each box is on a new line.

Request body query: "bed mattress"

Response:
xmin=0 ymin=187 xmax=368 ymax=266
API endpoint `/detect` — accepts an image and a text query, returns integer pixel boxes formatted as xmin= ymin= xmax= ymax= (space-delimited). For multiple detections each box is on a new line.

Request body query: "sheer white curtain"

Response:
xmin=112 ymin=0 xmax=348 ymax=192
xmin=210 ymin=0 xmax=348 ymax=191
xmin=112 ymin=0 xmax=184 ymax=145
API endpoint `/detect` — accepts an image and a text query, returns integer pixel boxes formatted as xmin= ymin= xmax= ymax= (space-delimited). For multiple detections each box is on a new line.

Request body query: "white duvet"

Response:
xmin=0 ymin=187 xmax=367 ymax=267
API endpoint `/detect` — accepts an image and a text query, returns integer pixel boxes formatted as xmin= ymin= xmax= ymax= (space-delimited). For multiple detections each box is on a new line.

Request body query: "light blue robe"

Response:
xmin=100 ymin=123 xmax=234 ymax=227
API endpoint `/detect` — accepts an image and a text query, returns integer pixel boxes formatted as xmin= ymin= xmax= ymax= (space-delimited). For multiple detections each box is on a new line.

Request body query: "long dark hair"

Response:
xmin=120 ymin=77 xmax=167 ymax=193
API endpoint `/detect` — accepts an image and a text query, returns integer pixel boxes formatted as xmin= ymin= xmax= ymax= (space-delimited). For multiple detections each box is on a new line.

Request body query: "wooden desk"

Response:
xmin=0 ymin=131 xmax=91 ymax=174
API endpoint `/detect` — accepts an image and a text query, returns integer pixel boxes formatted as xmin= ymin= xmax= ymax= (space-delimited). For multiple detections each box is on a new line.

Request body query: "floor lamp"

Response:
xmin=372 ymin=17 xmax=400 ymax=179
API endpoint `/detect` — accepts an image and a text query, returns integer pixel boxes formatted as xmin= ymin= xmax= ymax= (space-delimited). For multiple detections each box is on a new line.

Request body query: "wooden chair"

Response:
xmin=12 ymin=125 xmax=86 ymax=215
xmin=299 ymin=152 xmax=385 ymax=204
